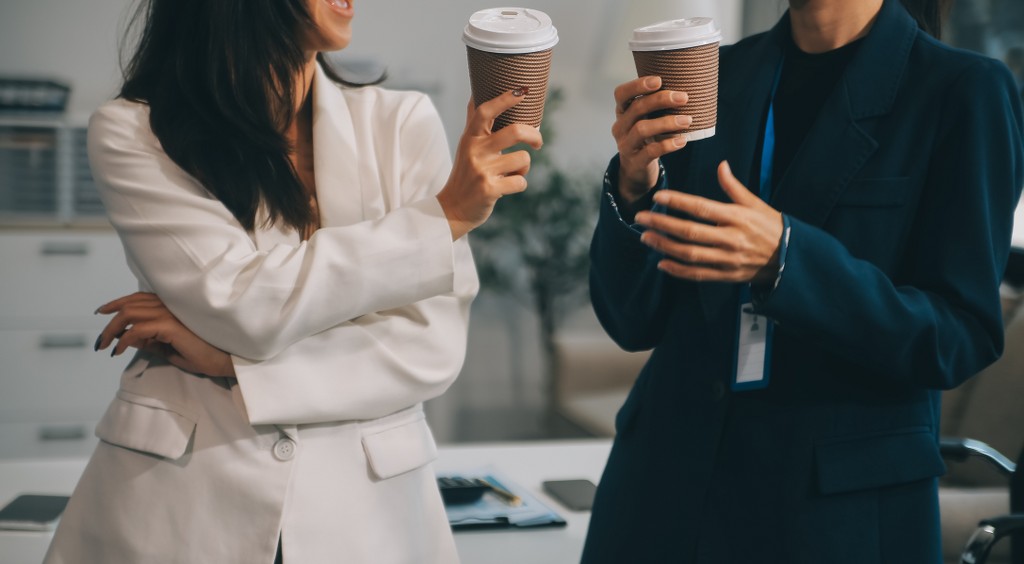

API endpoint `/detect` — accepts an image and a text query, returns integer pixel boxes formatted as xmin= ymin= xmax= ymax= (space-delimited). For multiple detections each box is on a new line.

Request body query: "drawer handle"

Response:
xmin=40 ymin=241 xmax=89 ymax=256
xmin=39 ymin=334 xmax=88 ymax=349
xmin=38 ymin=425 xmax=87 ymax=442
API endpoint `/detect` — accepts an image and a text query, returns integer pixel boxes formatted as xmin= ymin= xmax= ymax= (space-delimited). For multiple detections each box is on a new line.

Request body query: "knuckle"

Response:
xmin=658 ymin=138 xmax=678 ymax=153
xmin=634 ymin=121 xmax=652 ymax=139
xmin=507 ymin=123 xmax=528 ymax=138
xmin=614 ymin=84 xmax=628 ymax=102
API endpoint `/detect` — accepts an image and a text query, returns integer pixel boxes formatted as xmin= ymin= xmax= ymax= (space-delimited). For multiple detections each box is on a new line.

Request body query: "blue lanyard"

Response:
xmin=758 ymin=60 xmax=785 ymax=201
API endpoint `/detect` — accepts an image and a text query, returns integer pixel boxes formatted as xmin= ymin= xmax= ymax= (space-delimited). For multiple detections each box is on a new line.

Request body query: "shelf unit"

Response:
xmin=0 ymin=113 xmax=135 ymax=459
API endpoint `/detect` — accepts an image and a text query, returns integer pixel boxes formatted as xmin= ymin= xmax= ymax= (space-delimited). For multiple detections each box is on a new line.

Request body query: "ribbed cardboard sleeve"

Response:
xmin=467 ymin=47 xmax=552 ymax=130
xmin=633 ymin=42 xmax=719 ymax=134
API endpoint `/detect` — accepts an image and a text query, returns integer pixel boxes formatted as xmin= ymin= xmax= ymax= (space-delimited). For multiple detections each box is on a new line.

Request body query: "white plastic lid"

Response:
xmin=462 ymin=7 xmax=559 ymax=54
xmin=629 ymin=17 xmax=722 ymax=52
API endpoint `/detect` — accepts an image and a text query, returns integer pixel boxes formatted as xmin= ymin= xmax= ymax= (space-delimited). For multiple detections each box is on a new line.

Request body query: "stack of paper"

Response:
xmin=439 ymin=468 xmax=566 ymax=529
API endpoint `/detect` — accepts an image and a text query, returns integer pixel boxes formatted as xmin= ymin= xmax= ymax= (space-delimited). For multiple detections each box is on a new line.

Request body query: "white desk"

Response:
xmin=0 ymin=439 xmax=612 ymax=564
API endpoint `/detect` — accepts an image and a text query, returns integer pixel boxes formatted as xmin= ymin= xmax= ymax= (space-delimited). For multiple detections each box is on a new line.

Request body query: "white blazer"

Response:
xmin=44 ymin=65 xmax=477 ymax=564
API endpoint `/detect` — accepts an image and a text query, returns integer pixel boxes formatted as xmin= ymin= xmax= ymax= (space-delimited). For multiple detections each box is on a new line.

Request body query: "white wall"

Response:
xmin=0 ymin=0 xmax=129 ymax=123
xmin=0 ymin=0 xmax=744 ymax=162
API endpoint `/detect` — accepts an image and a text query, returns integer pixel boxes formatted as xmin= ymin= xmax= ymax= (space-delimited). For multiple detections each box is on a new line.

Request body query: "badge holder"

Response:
xmin=732 ymin=285 xmax=772 ymax=391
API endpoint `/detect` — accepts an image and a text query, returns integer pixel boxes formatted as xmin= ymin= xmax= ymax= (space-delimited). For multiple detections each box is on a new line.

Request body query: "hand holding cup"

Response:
xmin=463 ymin=8 xmax=559 ymax=131
xmin=437 ymin=91 xmax=544 ymax=241
xmin=612 ymin=76 xmax=692 ymax=203
xmin=615 ymin=17 xmax=722 ymax=204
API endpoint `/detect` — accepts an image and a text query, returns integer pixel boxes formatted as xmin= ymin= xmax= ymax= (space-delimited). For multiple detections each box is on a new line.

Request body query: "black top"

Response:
xmin=768 ymin=34 xmax=864 ymax=191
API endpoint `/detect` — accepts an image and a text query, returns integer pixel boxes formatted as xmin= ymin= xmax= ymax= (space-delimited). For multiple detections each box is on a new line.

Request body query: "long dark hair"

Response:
xmin=119 ymin=0 xmax=373 ymax=232
xmin=899 ymin=0 xmax=952 ymax=39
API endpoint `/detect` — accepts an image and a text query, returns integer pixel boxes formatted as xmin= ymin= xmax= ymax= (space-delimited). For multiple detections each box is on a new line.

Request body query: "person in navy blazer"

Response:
xmin=583 ymin=0 xmax=1024 ymax=562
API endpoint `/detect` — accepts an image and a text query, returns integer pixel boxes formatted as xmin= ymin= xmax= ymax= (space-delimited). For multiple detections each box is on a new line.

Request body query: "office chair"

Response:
xmin=940 ymin=438 xmax=1024 ymax=564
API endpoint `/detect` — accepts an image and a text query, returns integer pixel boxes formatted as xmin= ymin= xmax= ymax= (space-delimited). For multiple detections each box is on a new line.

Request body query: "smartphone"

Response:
xmin=542 ymin=479 xmax=597 ymax=511
xmin=0 ymin=494 xmax=69 ymax=531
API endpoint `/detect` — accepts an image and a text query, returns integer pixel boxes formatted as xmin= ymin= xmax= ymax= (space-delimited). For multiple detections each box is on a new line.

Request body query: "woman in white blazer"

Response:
xmin=43 ymin=1 xmax=541 ymax=563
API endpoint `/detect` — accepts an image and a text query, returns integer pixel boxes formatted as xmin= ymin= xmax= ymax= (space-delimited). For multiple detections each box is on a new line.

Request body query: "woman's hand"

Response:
xmin=94 ymin=292 xmax=235 ymax=377
xmin=612 ymin=76 xmax=691 ymax=204
xmin=635 ymin=161 xmax=784 ymax=284
xmin=437 ymin=90 xmax=544 ymax=240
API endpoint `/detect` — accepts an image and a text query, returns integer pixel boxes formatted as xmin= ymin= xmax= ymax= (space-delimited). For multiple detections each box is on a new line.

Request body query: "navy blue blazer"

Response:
xmin=583 ymin=2 xmax=1024 ymax=563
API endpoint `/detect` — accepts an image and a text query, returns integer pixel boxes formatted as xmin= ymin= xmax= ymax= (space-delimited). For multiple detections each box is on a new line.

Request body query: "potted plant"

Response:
xmin=469 ymin=89 xmax=599 ymax=422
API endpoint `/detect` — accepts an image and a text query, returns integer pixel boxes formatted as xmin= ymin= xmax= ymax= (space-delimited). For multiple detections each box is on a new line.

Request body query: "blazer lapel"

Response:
xmin=693 ymin=0 xmax=917 ymax=330
xmin=767 ymin=86 xmax=877 ymax=225
xmin=769 ymin=0 xmax=918 ymax=226
xmin=311 ymin=63 xmax=364 ymax=228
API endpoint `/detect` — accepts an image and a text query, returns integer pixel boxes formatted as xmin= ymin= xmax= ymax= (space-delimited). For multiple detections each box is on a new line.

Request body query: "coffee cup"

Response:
xmin=630 ymin=17 xmax=722 ymax=141
xmin=463 ymin=7 xmax=559 ymax=131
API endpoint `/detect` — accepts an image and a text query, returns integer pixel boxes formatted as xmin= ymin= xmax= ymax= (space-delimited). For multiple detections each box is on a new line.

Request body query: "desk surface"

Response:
xmin=0 ymin=439 xmax=612 ymax=564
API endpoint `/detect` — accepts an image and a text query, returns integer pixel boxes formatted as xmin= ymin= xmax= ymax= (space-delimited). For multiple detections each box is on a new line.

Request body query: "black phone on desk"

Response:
xmin=0 ymin=494 xmax=69 ymax=531
xmin=542 ymin=479 xmax=597 ymax=511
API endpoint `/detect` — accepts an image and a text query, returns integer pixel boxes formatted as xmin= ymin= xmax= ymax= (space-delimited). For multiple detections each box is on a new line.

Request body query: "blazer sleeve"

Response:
xmin=757 ymin=59 xmax=1024 ymax=390
xmin=231 ymin=94 xmax=479 ymax=424
xmin=589 ymin=156 xmax=675 ymax=351
xmin=87 ymin=97 xmax=457 ymax=362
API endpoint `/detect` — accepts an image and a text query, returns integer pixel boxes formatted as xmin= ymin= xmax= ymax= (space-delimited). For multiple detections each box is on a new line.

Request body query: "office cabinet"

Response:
xmin=0 ymin=230 xmax=135 ymax=459
xmin=0 ymin=115 xmax=135 ymax=459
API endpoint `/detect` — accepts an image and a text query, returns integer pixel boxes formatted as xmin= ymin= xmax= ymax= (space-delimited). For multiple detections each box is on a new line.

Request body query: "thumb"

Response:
xmin=717 ymin=161 xmax=760 ymax=206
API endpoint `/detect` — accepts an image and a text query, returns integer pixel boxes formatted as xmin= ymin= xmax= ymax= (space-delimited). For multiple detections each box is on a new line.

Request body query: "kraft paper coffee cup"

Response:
xmin=630 ymin=17 xmax=722 ymax=141
xmin=463 ymin=7 xmax=559 ymax=131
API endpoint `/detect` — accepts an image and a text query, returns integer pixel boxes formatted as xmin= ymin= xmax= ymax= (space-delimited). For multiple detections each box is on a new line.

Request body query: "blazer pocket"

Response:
xmin=95 ymin=390 xmax=198 ymax=460
xmin=361 ymin=409 xmax=438 ymax=480
xmin=837 ymin=177 xmax=911 ymax=208
xmin=814 ymin=427 xmax=945 ymax=495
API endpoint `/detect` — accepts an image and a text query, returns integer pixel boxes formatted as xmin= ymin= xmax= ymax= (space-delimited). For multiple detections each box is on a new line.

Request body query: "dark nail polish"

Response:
xmin=512 ymin=87 xmax=528 ymax=97
xmin=110 ymin=349 xmax=116 ymax=357
xmin=94 ymin=335 xmax=102 ymax=352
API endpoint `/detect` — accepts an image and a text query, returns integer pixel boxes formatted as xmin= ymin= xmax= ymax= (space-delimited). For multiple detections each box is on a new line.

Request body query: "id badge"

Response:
xmin=732 ymin=286 xmax=772 ymax=391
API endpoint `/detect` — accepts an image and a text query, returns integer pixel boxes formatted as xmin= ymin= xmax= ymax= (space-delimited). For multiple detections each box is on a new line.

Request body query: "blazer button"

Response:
xmin=273 ymin=438 xmax=296 ymax=461
xmin=711 ymin=381 xmax=726 ymax=401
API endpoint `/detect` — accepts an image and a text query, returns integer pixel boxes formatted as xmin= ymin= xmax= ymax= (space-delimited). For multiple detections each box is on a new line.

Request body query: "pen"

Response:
xmin=480 ymin=478 xmax=522 ymax=507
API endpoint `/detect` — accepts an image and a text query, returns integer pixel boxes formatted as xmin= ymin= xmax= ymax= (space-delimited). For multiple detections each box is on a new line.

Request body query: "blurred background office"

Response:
xmin=0 ymin=0 xmax=1022 ymax=454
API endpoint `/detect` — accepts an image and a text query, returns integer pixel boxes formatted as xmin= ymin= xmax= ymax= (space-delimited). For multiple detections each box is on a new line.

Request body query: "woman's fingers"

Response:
xmin=497 ymin=174 xmax=529 ymax=195
xmin=94 ymin=291 xmax=160 ymax=315
xmin=612 ymin=88 xmax=688 ymax=141
xmin=95 ymin=300 xmax=167 ymax=351
xmin=619 ymin=114 xmax=691 ymax=153
xmin=96 ymin=293 xmax=234 ymax=377
xmin=650 ymin=189 xmax=736 ymax=226
xmin=467 ymin=90 xmax=529 ymax=135
xmin=614 ymin=76 xmax=662 ymax=116
xmin=638 ymin=162 xmax=784 ymax=284
xmin=495 ymin=149 xmax=531 ymax=177
xmin=656 ymin=258 xmax=747 ymax=283
xmin=487 ymin=122 xmax=543 ymax=152
xmin=439 ymin=94 xmax=547 ymax=239
xmin=639 ymin=229 xmax=734 ymax=268
xmin=611 ymin=77 xmax=689 ymax=199
xmin=717 ymin=160 xmax=763 ymax=207
xmin=109 ymin=320 xmax=165 ymax=357
xmin=635 ymin=210 xmax=732 ymax=248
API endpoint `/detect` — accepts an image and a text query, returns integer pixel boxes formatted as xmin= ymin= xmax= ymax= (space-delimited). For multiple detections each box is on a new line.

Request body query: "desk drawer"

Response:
xmin=0 ymin=328 xmax=122 ymax=423
xmin=0 ymin=421 xmax=99 ymax=459
xmin=0 ymin=231 xmax=135 ymax=320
